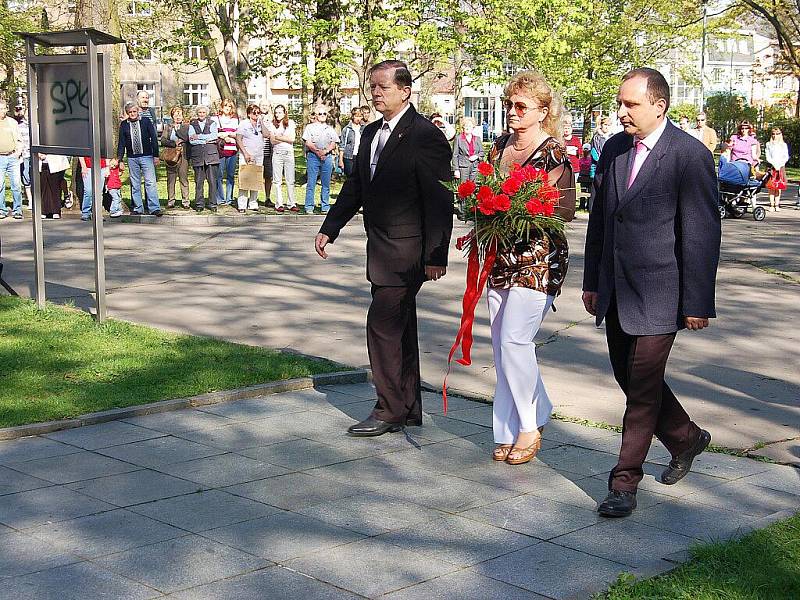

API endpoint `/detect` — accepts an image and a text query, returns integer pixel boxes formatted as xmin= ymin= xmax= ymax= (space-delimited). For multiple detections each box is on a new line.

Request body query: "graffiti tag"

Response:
xmin=50 ymin=79 xmax=89 ymax=125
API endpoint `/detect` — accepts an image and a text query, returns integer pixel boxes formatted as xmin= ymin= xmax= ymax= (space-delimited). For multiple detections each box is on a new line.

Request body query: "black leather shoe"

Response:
xmin=347 ymin=417 xmax=403 ymax=437
xmin=597 ymin=490 xmax=637 ymax=517
xmin=660 ymin=429 xmax=711 ymax=485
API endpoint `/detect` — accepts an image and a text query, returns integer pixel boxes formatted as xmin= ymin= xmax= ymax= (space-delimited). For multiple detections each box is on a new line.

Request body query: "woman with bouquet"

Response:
xmin=461 ymin=70 xmax=575 ymax=465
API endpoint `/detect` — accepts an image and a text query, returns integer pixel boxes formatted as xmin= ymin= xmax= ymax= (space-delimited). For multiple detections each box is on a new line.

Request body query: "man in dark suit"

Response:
xmin=315 ymin=60 xmax=453 ymax=436
xmin=583 ymin=68 xmax=721 ymax=517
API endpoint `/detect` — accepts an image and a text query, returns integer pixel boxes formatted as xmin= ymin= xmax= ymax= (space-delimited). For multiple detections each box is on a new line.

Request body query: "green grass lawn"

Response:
xmin=0 ymin=296 xmax=343 ymax=428
xmin=598 ymin=512 xmax=800 ymax=600
xmin=785 ymin=166 xmax=800 ymax=182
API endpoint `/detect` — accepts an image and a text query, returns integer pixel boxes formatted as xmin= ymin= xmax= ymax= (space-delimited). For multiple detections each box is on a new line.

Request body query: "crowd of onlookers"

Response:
xmin=0 ymin=91 xmax=797 ymax=221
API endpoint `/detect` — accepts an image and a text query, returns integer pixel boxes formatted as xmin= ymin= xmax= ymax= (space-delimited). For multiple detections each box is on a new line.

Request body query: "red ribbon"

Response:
xmin=443 ymin=240 xmax=497 ymax=414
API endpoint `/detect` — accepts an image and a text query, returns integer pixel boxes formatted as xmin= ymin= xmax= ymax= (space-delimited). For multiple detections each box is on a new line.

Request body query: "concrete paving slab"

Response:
xmin=0 ymin=486 xmax=114 ymax=530
xmin=0 ymin=465 xmax=53 ymax=496
xmin=377 ymin=514 xmax=539 ymax=567
xmin=294 ymin=492 xmax=445 ymax=536
xmin=318 ymin=382 xmax=377 ymax=400
xmin=203 ymin=511 xmax=365 ymax=562
xmin=129 ymin=489 xmax=280 ymax=533
xmin=444 ymin=406 xmax=494 ymax=427
xmin=174 ymin=419 xmax=299 ymax=451
xmin=680 ymin=480 xmax=800 ymax=517
xmin=95 ymin=534 xmax=268 ymax=594
xmin=647 ymin=450 xmax=774 ymax=480
xmin=6 ymin=450 xmax=140 ymax=484
xmin=0 ymin=561 xmax=162 ymax=600
xmin=535 ymin=445 xmax=620 ymax=477
xmin=472 ymin=541 xmax=629 ymax=600
xmin=195 ymin=393 xmax=316 ymax=420
xmin=0 ymin=437 xmax=82 ymax=465
xmin=224 ymin=471 xmax=370 ymax=510
xmin=43 ymin=421 xmax=166 ymax=450
xmin=382 ymin=569 xmax=549 ymax=600
xmin=527 ymin=474 xmax=671 ymax=512
xmin=460 ymin=493 xmax=601 ymax=540
xmin=238 ymin=437 xmax=377 ymax=470
xmin=405 ymin=415 xmax=489 ymax=442
xmin=381 ymin=471 xmax=522 ymax=513
xmin=736 ymin=464 xmax=800 ymax=495
xmin=284 ymin=537 xmax=458 ymax=598
xmin=0 ymin=529 xmax=81 ymax=578
xmin=67 ymin=469 xmax=201 ymax=507
xmin=630 ymin=498 xmax=761 ymax=542
xmin=96 ymin=435 xmax=225 ymax=468
xmin=27 ymin=508 xmax=185 ymax=559
xmin=552 ymin=519 xmax=699 ymax=568
xmin=122 ymin=409 xmax=236 ymax=434
xmin=633 ymin=462 xmax=730 ymax=498
xmin=167 ymin=565 xmax=362 ymax=600
xmin=155 ymin=452 xmax=290 ymax=487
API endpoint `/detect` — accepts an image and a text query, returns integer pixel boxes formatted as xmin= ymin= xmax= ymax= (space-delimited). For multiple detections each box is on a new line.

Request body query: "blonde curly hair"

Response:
xmin=504 ymin=70 xmax=565 ymax=142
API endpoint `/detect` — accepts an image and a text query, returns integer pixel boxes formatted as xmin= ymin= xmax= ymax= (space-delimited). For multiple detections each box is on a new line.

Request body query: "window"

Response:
xmin=127 ymin=0 xmax=152 ymax=17
xmin=136 ymin=83 xmax=156 ymax=106
xmin=184 ymin=84 xmax=209 ymax=106
xmin=339 ymin=96 xmax=353 ymax=114
xmin=248 ymin=93 xmax=259 ymax=104
xmin=734 ymin=69 xmax=745 ymax=85
xmin=711 ymin=68 xmax=724 ymax=84
xmin=502 ymin=61 xmax=518 ymax=77
xmin=287 ymin=93 xmax=303 ymax=114
xmin=775 ymin=77 xmax=787 ymax=90
xmin=186 ymin=45 xmax=205 ymax=61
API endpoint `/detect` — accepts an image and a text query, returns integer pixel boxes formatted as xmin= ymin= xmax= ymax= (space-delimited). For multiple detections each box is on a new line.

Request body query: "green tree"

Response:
xmin=737 ymin=0 xmax=800 ymax=117
xmin=669 ymin=102 xmax=700 ymax=121
xmin=0 ymin=0 xmax=37 ymax=102
xmin=705 ymin=91 xmax=758 ymax=140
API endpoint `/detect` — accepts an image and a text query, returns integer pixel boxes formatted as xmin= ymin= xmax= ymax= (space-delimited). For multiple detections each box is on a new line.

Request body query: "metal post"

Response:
xmin=86 ymin=37 xmax=107 ymax=322
xmin=26 ymin=38 xmax=46 ymax=309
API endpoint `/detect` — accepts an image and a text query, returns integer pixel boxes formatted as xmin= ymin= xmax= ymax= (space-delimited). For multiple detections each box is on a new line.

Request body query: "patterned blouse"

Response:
xmin=488 ymin=135 xmax=574 ymax=296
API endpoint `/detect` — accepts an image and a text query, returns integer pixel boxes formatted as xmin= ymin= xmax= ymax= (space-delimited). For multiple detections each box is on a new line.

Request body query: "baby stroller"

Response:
xmin=718 ymin=156 xmax=768 ymax=221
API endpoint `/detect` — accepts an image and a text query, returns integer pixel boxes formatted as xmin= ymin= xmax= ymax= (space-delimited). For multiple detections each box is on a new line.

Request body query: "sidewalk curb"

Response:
xmin=112 ymin=213 xmax=364 ymax=226
xmin=0 ymin=369 xmax=369 ymax=442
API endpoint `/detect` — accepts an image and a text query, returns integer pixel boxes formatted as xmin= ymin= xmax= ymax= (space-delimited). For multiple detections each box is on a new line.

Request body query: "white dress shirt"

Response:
xmin=370 ymin=103 xmax=412 ymax=166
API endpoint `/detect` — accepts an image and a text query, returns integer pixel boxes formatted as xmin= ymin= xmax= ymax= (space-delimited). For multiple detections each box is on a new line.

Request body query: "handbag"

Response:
xmin=766 ymin=168 xmax=787 ymax=192
xmin=160 ymin=144 xmax=182 ymax=166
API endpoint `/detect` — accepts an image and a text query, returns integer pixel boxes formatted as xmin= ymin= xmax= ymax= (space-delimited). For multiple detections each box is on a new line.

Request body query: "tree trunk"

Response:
xmin=74 ymin=0 xmax=122 ymax=139
xmin=796 ymin=76 xmax=800 ymax=119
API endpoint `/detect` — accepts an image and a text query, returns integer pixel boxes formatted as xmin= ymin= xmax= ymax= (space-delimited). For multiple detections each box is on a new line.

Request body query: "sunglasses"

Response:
xmin=315 ymin=112 xmax=328 ymax=116
xmin=503 ymin=100 xmax=539 ymax=117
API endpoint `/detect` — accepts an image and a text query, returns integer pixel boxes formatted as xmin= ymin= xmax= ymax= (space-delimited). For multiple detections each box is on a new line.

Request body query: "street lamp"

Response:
xmin=700 ymin=0 xmax=707 ymax=111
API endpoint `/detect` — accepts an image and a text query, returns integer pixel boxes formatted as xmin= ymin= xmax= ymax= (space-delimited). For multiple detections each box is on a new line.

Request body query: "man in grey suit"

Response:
xmin=582 ymin=68 xmax=721 ymax=517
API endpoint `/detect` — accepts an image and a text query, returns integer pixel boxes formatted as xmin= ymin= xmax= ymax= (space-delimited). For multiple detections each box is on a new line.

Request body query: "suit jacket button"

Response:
xmin=616 ymin=215 xmax=623 ymax=223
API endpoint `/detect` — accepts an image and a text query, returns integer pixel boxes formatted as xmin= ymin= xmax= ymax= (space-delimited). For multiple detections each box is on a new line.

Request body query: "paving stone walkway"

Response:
xmin=0 ymin=384 xmax=798 ymax=599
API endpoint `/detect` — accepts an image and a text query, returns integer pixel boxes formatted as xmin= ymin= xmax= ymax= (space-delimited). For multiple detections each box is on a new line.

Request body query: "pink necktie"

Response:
xmin=627 ymin=140 xmax=647 ymax=189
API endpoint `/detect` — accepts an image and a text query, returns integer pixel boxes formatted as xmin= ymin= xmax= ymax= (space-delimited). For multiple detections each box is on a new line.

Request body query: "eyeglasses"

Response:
xmin=696 ymin=118 xmax=706 ymax=121
xmin=502 ymin=100 xmax=539 ymax=117
xmin=315 ymin=112 xmax=328 ymax=117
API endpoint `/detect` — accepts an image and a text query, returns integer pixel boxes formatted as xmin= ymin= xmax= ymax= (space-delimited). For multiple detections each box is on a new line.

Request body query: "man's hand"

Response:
xmin=684 ymin=316 xmax=709 ymax=331
xmin=582 ymin=291 xmax=598 ymax=316
xmin=426 ymin=266 xmax=446 ymax=281
xmin=153 ymin=157 xmax=160 ymax=167
xmin=315 ymin=233 xmax=330 ymax=259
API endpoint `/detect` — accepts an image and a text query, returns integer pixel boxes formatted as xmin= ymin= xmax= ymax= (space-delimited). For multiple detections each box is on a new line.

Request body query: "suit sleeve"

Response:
xmin=582 ymin=145 xmax=608 ymax=292
xmin=678 ymin=144 xmax=720 ymax=318
xmin=416 ymin=126 xmax=454 ymax=267
xmin=319 ymin=139 xmax=364 ymax=242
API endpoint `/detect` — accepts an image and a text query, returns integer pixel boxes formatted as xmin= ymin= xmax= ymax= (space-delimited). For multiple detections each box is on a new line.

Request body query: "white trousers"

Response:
xmin=271 ymin=146 xmax=296 ymax=208
xmin=488 ymin=287 xmax=554 ymax=444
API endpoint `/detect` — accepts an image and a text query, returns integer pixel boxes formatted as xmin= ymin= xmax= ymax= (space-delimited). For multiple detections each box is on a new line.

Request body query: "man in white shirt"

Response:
xmin=0 ymin=99 xmax=24 ymax=220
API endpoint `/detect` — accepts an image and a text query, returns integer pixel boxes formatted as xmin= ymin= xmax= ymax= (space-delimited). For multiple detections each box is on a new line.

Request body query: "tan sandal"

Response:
xmin=492 ymin=444 xmax=513 ymax=461
xmin=506 ymin=436 xmax=542 ymax=465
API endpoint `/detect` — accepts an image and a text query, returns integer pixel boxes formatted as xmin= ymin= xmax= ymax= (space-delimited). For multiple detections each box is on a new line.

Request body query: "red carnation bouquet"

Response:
xmin=454 ymin=160 xmax=566 ymax=254
xmin=443 ymin=161 xmax=567 ymax=412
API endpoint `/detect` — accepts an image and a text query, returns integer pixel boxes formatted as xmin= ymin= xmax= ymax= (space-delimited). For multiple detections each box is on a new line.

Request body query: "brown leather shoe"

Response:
xmin=492 ymin=445 xmax=513 ymax=461
xmin=506 ymin=436 xmax=542 ymax=465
